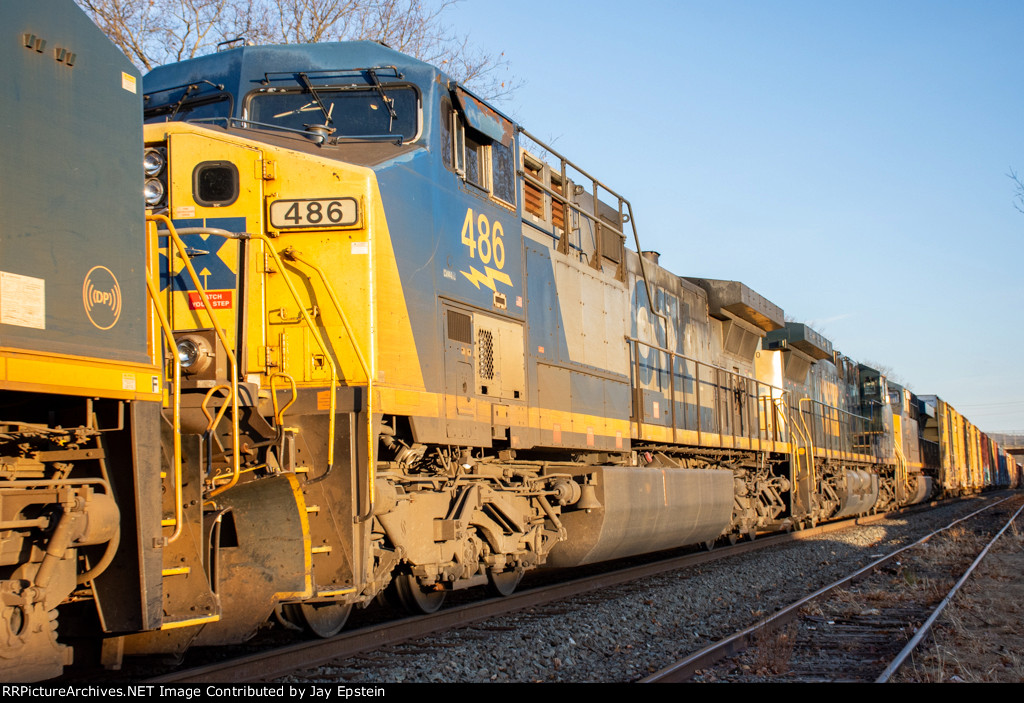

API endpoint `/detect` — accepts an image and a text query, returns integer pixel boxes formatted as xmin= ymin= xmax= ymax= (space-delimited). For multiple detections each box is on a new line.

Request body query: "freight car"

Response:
xmin=2 ymin=0 xmax=1018 ymax=681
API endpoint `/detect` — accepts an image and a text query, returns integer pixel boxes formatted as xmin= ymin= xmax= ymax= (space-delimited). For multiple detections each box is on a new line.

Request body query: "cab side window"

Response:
xmin=491 ymin=139 xmax=515 ymax=204
xmin=443 ymin=87 xmax=516 ymax=207
xmin=463 ymin=130 xmax=486 ymax=190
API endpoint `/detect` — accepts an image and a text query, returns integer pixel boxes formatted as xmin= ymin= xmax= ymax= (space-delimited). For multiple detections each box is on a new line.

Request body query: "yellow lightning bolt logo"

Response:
xmin=460 ymin=265 xmax=512 ymax=292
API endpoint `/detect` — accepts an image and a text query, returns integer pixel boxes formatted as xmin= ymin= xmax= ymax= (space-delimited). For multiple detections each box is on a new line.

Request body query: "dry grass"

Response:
xmin=750 ymin=623 xmax=798 ymax=675
xmin=1008 ymin=518 xmax=1024 ymax=547
xmin=896 ymin=511 xmax=1024 ymax=683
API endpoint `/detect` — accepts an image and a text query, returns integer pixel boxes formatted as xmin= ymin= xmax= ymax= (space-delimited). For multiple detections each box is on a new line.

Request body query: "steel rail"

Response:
xmin=639 ymin=494 xmax=1012 ymax=683
xmin=145 ymin=510 xmax=900 ymax=683
xmin=875 ymin=499 xmax=1024 ymax=683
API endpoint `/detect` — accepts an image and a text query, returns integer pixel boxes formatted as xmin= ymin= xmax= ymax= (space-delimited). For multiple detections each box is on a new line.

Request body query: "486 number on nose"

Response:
xmin=270 ymin=198 xmax=359 ymax=229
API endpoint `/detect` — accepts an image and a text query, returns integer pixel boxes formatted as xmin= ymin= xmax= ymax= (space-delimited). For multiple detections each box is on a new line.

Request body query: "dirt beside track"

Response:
xmin=895 ymin=518 xmax=1024 ymax=683
xmin=689 ymin=496 xmax=1024 ymax=683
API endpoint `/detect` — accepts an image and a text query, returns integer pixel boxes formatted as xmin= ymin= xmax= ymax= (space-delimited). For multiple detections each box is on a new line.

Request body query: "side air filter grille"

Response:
xmin=447 ymin=310 xmax=472 ymax=344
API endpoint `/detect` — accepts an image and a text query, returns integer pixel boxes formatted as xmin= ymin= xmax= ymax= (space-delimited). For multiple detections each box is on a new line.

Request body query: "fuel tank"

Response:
xmin=546 ymin=466 xmax=733 ymax=568
xmin=906 ymin=475 xmax=934 ymax=505
xmin=832 ymin=469 xmax=879 ymax=519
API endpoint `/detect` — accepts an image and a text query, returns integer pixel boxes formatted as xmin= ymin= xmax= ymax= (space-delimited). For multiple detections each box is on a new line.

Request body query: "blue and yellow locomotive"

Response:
xmin=132 ymin=35 xmax=925 ymax=646
xmin=1 ymin=0 xmax=1018 ymax=680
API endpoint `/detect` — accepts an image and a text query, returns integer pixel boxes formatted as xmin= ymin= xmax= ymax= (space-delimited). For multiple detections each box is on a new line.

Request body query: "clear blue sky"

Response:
xmin=451 ymin=0 xmax=1024 ymax=434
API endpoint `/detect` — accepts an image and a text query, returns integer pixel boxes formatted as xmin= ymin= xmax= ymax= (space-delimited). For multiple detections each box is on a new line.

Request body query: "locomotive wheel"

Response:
xmin=281 ymin=602 xmax=352 ymax=638
xmin=390 ymin=573 xmax=447 ymax=614
xmin=486 ymin=568 xmax=522 ymax=597
xmin=375 ymin=585 xmax=403 ymax=611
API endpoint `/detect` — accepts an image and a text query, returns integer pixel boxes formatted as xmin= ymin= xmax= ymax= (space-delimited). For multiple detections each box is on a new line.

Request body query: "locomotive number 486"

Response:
xmin=461 ymin=207 xmax=505 ymax=269
xmin=269 ymin=197 xmax=358 ymax=229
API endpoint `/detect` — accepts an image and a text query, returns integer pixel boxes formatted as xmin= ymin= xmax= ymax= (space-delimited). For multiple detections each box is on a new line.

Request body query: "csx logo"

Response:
xmin=82 ymin=266 xmax=122 ymax=330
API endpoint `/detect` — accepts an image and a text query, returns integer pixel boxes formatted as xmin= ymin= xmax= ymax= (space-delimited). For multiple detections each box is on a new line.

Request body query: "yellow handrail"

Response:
xmin=148 ymin=215 xmax=241 ymax=498
xmin=249 ymin=233 xmax=339 ymax=474
xmin=893 ymin=440 xmax=908 ymax=504
xmin=201 ymin=384 xmax=235 ymax=433
xmin=151 ymin=222 xmax=375 ymax=511
xmin=269 ymin=372 xmax=298 ymax=427
xmin=771 ymin=396 xmax=790 ymax=443
xmin=795 ymin=398 xmax=818 ymax=499
xmin=282 ymin=248 xmax=372 ymax=379
xmin=281 ymin=247 xmax=375 ymax=518
xmin=155 ymin=224 xmax=347 ymax=488
xmin=144 ymin=269 xmax=182 ymax=544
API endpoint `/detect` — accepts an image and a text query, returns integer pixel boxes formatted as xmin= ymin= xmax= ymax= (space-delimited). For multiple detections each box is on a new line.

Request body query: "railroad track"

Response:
xmin=144 ymin=525 xmax=821 ymax=683
xmin=133 ymin=498 xmax=1000 ymax=684
xmin=642 ymin=494 xmax=1024 ymax=683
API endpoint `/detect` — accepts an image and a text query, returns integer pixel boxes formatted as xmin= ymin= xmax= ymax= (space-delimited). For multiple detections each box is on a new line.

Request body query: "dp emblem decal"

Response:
xmin=83 ymin=266 xmax=122 ymax=330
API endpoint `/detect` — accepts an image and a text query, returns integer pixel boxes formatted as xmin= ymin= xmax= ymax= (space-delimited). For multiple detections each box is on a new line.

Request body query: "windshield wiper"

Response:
xmin=366 ymin=68 xmax=398 ymax=132
xmin=297 ymin=72 xmax=333 ymax=126
xmin=144 ymin=80 xmax=226 ymax=120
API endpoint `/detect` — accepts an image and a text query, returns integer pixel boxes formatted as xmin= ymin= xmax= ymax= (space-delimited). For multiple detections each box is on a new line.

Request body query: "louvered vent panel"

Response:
xmin=447 ymin=310 xmax=472 ymax=344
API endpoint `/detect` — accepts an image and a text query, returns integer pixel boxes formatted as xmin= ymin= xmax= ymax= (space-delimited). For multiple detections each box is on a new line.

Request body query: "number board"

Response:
xmin=269 ymin=198 xmax=359 ymax=229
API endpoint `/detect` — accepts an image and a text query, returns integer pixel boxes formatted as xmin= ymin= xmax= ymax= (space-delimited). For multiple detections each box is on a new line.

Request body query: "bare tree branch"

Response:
xmin=77 ymin=0 xmax=161 ymax=70
xmin=1008 ymin=168 xmax=1024 ymax=214
xmin=75 ymin=0 xmax=518 ymax=100
xmin=862 ymin=359 xmax=910 ymax=389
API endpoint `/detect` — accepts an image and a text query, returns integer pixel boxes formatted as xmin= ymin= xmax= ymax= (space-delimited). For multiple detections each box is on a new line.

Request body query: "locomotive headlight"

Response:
xmin=144 ymin=178 xmax=166 ymax=206
xmin=173 ymin=330 xmax=223 ymax=385
xmin=143 ymin=148 xmax=166 ymax=176
xmin=176 ymin=334 xmax=214 ymax=375
xmin=177 ymin=338 xmax=200 ymax=368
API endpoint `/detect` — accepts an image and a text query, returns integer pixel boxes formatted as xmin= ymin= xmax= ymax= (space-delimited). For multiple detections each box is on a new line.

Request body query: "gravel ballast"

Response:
xmin=284 ymin=497 xmax=1002 ymax=683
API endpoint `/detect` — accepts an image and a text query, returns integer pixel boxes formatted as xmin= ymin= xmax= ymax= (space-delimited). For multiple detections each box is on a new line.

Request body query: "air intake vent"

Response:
xmin=447 ymin=310 xmax=472 ymax=344
xmin=478 ymin=329 xmax=494 ymax=380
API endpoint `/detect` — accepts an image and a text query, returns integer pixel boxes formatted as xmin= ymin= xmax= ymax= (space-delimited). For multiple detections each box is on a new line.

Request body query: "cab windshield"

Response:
xmin=247 ymin=86 xmax=419 ymax=140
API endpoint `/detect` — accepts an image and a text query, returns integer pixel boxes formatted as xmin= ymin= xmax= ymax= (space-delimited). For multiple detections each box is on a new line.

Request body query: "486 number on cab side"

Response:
xmin=269 ymin=198 xmax=359 ymax=229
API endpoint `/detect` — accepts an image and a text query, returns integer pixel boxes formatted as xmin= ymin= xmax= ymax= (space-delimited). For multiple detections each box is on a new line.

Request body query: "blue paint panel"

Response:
xmin=641 ymin=389 xmax=671 ymax=427
xmin=700 ymin=405 xmax=718 ymax=433
xmin=525 ymin=246 xmax=566 ymax=364
xmin=160 ymin=217 xmax=244 ymax=292
xmin=604 ymin=377 xmax=631 ymax=422
xmin=674 ymin=399 xmax=700 ymax=432
xmin=373 ymin=151 xmax=449 ymax=394
xmin=570 ymin=370 xmax=606 ymax=419
xmin=145 ymin=41 xmax=441 ymax=129
xmin=674 ymin=355 xmax=696 ymax=394
xmin=630 ymin=278 xmax=689 ymax=388
xmin=435 ymin=191 xmax=524 ymax=312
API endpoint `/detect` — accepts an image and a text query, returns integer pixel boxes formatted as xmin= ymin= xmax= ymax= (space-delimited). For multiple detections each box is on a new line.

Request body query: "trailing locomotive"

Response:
xmin=0 ymin=0 xmax=162 ymax=681
xmin=2 ymin=0 xmax=1018 ymax=680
